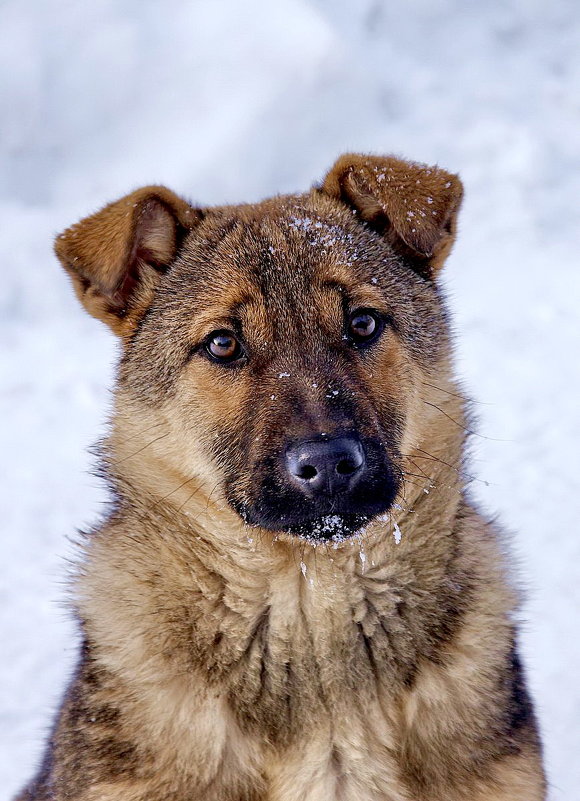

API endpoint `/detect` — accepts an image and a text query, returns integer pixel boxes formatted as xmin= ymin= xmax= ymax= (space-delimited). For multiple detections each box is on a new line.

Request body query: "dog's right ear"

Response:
xmin=54 ymin=187 xmax=201 ymax=336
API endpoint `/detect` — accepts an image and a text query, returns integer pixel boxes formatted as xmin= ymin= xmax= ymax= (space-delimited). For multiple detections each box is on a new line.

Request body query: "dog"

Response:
xmin=16 ymin=154 xmax=546 ymax=800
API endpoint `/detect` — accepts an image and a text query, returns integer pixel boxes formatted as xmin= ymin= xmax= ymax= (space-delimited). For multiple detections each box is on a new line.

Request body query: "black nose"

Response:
xmin=285 ymin=435 xmax=366 ymax=498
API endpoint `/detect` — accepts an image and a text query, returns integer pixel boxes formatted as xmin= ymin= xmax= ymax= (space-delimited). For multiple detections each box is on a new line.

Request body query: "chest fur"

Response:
xmin=126 ymin=666 xmax=408 ymax=801
xmin=78 ymin=514 xmax=467 ymax=799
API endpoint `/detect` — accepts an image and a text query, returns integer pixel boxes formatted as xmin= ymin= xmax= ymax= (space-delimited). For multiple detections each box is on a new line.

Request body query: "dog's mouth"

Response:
xmin=282 ymin=512 xmax=372 ymax=542
xmin=231 ymin=477 xmax=399 ymax=543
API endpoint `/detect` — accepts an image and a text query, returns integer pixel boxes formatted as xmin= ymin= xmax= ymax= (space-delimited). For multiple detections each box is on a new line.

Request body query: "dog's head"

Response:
xmin=55 ymin=154 xmax=463 ymax=542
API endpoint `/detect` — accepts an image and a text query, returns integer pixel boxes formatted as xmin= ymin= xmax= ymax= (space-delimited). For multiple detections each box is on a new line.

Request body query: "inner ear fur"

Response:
xmin=322 ymin=153 xmax=463 ymax=278
xmin=54 ymin=186 xmax=201 ymax=335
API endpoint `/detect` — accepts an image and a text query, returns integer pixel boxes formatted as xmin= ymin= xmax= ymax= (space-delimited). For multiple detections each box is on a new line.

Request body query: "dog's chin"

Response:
xmin=235 ymin=504 xmax=391 ymax=543
xmin=283 ymin=513 xmax=371 ymax=542
xmin=232 ymin=494 xmax=399 ymax=543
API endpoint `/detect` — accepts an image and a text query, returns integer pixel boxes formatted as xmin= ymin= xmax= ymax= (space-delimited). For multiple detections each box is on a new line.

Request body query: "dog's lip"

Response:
xmin=233 ymin=494 xmax=400 ymax=540
xmin=282 ymin=512 xmax=371 ymax=542
xmin=242 ymin=504 xmax=396 ymax=543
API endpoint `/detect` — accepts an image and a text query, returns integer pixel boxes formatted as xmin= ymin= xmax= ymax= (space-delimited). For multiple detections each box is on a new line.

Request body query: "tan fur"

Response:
xmin=17 ymin=154 xmax=545 ymax=801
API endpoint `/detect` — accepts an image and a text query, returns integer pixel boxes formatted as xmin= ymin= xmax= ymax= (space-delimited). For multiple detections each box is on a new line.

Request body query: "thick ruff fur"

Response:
xmin=17 ymin=154 xmax=546 ymax=800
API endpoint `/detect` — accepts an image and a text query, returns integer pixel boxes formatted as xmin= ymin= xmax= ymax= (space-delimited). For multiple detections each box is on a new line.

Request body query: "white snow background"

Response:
xmin=1 ymin=0 xmax=579 ymax=797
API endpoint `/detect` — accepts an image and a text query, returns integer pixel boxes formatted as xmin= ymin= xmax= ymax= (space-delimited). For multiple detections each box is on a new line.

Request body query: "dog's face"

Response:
xmin=55 ymin=155 xmax=462 ymax=542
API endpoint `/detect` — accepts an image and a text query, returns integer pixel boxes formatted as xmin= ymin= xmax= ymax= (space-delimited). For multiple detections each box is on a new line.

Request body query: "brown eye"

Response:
xmin=205 ymin=330 xmax=243 ymax=363
xmin=347 ymin=309 xmax=383 ymax=347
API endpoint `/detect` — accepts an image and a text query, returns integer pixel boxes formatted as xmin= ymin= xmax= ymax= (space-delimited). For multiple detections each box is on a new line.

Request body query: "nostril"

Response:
xmin=336 ymin=458 xmax=358 ymax=476
xmin=297 ymin=464 xmax=318 ymax=480
xmin=286 ymin=435 xmax=365 ymax=494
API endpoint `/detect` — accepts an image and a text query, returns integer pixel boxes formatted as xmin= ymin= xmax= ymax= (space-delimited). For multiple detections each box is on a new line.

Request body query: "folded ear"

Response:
xmin=321 ymin=154 xmax=463 ymax=278
xmin=55 ymin=187 xmax=201 ymax=335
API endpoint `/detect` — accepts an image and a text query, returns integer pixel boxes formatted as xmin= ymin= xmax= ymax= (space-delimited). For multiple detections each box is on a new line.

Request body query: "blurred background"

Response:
xmin=1 ymin=0 xmax=579 ymax=797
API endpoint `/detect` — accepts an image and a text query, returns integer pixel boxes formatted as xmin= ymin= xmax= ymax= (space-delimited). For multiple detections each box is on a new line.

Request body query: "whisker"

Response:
xmin=201 ymin=481 xmax=223 ymax=519
xmin=152 ymin=474 xmax=199 ymax=507
xmin=403 ymin=470 xmax=433 ymax=482
xmin=422 ymin=400 xmax=508 ymax=442
xmin=403 ymin=450 xmax=463 ymax=476
xmin=115 ymin=421 xmax=166 ymax=445
xmin=405 ymin=457 xmax=430 ymax=479
xmin=175 ymin=479 xmax=211 ymax=514
xmin=113 ymin=432 xmax=170 ymax=464
xmin=411 ymin=447 xmax=492 ymax=487
xmin=421 ymin=380 xmax=490 ymax=405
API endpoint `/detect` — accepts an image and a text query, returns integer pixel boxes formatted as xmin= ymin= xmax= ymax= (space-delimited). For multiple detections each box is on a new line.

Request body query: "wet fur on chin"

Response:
xmin=16 ymin=153 xmax=546 ymax=801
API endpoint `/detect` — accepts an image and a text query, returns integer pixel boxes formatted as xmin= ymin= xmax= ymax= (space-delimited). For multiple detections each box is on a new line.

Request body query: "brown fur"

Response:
xmin=17 ymin=154 xmax=546 ymax=800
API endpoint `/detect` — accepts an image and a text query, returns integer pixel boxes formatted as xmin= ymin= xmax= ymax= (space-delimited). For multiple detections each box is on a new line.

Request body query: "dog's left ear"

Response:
xmin=55 ymin=186 xmax=201 ymax=336
xmin=321 ymin=154 xmax=463 ymax=279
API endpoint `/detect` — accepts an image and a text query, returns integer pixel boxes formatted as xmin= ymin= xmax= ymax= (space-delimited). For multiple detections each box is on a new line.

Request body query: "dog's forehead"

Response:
xmin=174 ymin=195 xmax=386 ymax=317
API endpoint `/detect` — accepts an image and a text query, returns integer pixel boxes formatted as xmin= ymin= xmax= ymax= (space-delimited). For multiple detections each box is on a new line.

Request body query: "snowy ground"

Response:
xmin=1 ymin=1 xmax=579 ymax=797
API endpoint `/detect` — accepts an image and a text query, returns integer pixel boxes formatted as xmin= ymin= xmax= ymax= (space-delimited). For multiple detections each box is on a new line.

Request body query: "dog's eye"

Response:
xmin=347 ymin=309 xmax=383 ymax=347
xmin=205 ymin=331 xmax=243 ymax=363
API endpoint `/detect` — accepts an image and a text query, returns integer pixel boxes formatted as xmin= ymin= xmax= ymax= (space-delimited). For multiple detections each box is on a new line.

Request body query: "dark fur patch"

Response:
xmin=501 ymin=641 xmax=542 ymax=757
xmin=20 ymin=643 xmax=141 ymax=798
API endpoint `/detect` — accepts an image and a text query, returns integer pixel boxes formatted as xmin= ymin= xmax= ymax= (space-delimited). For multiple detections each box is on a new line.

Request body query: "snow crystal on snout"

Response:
xmin=296 ymin=514 xmax=371 ymax=548
xmin=393 ymin=521 xmax=402 ymax=545
xmin=310 ymin=514 xmax=344 ymax=537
